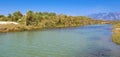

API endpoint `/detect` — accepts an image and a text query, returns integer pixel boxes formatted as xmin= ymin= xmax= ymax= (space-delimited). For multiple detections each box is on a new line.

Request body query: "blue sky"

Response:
xmin=0 ymin=0 xmax=120 ymax=16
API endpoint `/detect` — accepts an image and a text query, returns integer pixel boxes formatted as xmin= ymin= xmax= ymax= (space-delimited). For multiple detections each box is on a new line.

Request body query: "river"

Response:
xmin=0 ymin=24 xmax=120 ymax=57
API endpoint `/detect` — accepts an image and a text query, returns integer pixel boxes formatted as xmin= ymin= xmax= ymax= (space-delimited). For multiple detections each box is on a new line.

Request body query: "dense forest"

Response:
xmin=0 ymin=11 xmax=104 ymax=32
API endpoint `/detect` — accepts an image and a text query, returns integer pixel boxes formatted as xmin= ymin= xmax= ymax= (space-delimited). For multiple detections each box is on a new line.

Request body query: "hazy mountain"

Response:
xmin=88 ymin=12 xmax=120 ymax=20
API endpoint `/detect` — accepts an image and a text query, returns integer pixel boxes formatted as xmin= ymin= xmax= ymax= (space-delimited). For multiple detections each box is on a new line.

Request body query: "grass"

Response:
xmin=0 ymin=24 xmax=27 ymax=32
xmin=112 ymin=23 xmax=120 ymax=44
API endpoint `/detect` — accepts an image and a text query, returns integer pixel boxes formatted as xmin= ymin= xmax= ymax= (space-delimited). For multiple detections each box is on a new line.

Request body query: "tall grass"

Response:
xmin=112 ymin=23 xmax=120 ymax=44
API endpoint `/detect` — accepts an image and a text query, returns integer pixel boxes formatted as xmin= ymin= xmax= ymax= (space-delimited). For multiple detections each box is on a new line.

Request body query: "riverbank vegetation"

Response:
xmin=0 ymin=11 xmax=105 ymax=32
xmin=112 ymin=22 xmax=120 ymax=44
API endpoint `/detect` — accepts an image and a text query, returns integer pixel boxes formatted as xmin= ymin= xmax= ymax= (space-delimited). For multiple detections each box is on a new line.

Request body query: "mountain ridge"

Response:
xmin=88 ymin=12 xmax=120 ymax=20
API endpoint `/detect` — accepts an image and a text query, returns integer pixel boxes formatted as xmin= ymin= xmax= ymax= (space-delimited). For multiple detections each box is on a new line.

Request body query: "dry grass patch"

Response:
xmin=112 ymin=23 xmax=120 ymax=44
xmin=0 ymin=24 xmax=27 ymax=32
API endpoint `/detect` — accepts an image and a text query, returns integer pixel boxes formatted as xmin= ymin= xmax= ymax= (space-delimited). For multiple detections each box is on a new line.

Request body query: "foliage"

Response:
xmin=112 ymin=22 xmax=120 ymax=44
xmin=0 ymin=11 xmax=104 ymax=32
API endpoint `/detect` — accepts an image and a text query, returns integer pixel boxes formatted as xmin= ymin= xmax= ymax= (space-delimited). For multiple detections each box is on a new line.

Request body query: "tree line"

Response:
xmin=0 ymin=11 xmax=104 ymax=28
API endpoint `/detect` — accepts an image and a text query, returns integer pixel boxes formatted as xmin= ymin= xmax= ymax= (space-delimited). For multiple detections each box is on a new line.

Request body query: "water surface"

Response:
xmin=0 ymin=24 xmax=120 ymax=57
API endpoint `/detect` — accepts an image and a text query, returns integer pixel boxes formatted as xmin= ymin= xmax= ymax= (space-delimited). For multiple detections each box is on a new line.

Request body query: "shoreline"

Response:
xmin=0 ymin=23 xmax=102 ymax=33
xmin=0 ymin=24 xmax=85 ymax=33
xmin=112 ymin=27 xmax=120 ymax=44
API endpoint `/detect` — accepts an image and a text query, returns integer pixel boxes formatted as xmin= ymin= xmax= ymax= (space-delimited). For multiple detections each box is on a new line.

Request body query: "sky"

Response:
xmin=0 ymin=0 xmax=120 ymax=16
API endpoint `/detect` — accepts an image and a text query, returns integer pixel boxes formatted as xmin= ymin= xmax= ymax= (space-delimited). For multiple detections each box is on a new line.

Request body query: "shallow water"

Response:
xmin=0 ymin=24 xmax=120 ymax=57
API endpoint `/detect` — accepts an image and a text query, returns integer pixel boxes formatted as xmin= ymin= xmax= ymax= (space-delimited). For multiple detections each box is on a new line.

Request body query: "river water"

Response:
xmin=0 ymin=24 xmax=120 ymax=57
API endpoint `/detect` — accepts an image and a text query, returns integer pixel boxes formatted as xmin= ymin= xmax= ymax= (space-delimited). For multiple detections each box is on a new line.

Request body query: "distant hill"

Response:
xmin=88 ymin=12 xmax=120 ymax=20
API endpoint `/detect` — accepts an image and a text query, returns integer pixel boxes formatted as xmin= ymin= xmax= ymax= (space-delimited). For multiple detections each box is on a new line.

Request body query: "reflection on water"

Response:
xmin=0 ymin=24 xmax=120 ymax=57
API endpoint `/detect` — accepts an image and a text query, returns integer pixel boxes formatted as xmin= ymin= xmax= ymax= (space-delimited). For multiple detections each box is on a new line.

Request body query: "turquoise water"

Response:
xmin=0 ymin=24 xmax=120 ymax=57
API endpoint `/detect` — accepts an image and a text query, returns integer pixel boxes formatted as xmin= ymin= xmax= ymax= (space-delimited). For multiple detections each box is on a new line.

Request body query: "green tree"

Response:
xmin=26 ymin=10 xmax=35 ymax=25
xmin=7 ymin=14 xmax=13 ymax=21
xmin=0 ymin=15 xmax=5 ymax=18
xmin=0 ymin=15 xmax=8 ymax=21
xmin=12 ymin=11 xmax=23 ymax=21
xmin=49 ymin=12 xmax=56 ymax=16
